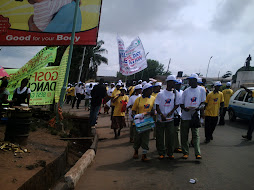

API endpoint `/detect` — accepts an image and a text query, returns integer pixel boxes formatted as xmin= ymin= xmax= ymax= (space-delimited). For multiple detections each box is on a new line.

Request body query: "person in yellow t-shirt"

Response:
xmin=128 ymin=80 xmax=136 ymax=97
xmin=111 ymin=87 xmax=129 ymax=139
xmin=204 ymin=81 xmax=224 ymax=143
xmin=67 ymin=85 xmax=75 ymax=104
xmin=110 ymin=83 xmax=121 ymax=119
xmin=132 ymin=83 xmax=155 ymax=162
xmin=152 ymin=82 xmax=162 ymax=99
xmin=219 ymin=82 xmax=234 ymax=125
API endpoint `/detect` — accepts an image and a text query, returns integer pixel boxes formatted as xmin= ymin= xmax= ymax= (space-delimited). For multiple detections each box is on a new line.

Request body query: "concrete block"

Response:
xmin=64 ymin=149 xmax=95 ymax=189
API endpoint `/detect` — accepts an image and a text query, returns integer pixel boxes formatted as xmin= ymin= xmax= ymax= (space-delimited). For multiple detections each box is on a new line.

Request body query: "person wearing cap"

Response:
xmin=174 ymin=79 xmax=183 ymax=153
xmin=240 ymin=85 xmax=254 ymax=140
xmin=138 ymin=80 xmax=142 ymax=85
xmin=204 ymin=81 xmax=224 ymax=143
xmin=90 ymin=79 xmax=107 ymax=127
xmin=66 ymin=84 xmax=72 ymax=104
xmin=180 ymin=73 xmax=206 ymax=159
xmin=111 ymin=87 xmax=129 ymax=139
xmin=127 ymin=85 xmax=142 ymax=143
xmin=132 ymin=83 xmax=155 ymax=162
xmin=218 ymin=82 xmax=233 ymax=125
xmin=67 ymin=84 xmax=75 ymax=105
xmin=128 ymin=80 xmax=136 ymax=97
xmin=155 ymin=75 xmax=180 ymax=160
xmin=152 ymin=82 xmax=162 ymax=99
xmin=141 ymin=81 xmax=147 ymax=87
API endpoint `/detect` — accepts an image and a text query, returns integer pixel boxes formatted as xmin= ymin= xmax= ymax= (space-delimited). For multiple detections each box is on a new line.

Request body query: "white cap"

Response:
xmin=142 ymin=81 xmax=147 ymax=86
xmin=116 ymin=82 xmax=121 ymax=86
xmin=111 ymin=83 xmax=115 ymax=85
xmin=166 ymin=75 xmax=177 ymax=82
xmin=134 ymin=84 xmax=142 ymax=90
xmin=188 ymin=73 xmax=198 ymax=80
xmin=154 ymin=82 xmax=162 ymax=87
xmin=118 ymin=80 xmax=122 ymax=83
xmin=214 ymin=81 xmax=222 ymax=86
xmin=142 ymin=83 xmax=153 ymax=91
xmin=120 ymin=87 xmax=127 ymax=91
xmin=197 ymin=78 xmax=203 ymax=84
xmin=176 ymin=79 xmax=182 ymax=84
xmin=105 ymin=82 xmax=108 ymax=85
xmin=149 ymin=81 xmax=153 ymax=84
xmin=138 ymin=80 xmax=142 ymax=83
xmin=226 ymin=82 xmax=231 ymax=87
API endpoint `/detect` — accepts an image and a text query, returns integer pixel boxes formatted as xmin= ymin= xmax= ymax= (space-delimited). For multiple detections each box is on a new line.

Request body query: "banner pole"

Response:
xmin=57 ymin=0 xmax=80 ymax=118
xmin=78 ymin=46 xmax=86 ymax=83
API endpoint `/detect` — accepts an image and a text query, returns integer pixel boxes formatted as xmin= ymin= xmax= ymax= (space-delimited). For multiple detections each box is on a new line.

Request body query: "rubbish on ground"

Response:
xmin=0 ymin=142 xmax=30 ymax=154
xmin=189 ymin=178 xmax=198 ymax=184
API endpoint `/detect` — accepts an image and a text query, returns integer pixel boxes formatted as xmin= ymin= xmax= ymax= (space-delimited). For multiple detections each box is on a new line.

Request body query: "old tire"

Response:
xmin=229 ymin=109 xmax=236 ymax=122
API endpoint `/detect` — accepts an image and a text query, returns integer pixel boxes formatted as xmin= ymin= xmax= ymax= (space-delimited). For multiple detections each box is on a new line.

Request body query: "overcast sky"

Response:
xmin=1 ymin=0 xmax=254 ymax=78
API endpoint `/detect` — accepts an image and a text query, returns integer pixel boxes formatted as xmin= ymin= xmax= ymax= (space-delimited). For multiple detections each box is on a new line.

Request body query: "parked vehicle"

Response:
xmin=228 ymin=87 xmax=254 ymax=121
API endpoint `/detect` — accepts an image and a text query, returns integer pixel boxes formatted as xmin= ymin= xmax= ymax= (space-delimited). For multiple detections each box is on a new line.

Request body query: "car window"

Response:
xmin=234 ymin=90 xmax=247 ymax=102
xmin=244 ymin=92 xmax=254 ymax=103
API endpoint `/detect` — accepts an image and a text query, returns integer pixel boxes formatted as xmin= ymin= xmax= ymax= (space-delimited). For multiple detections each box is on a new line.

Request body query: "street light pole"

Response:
xmin=206 ymin=56 xmax=213 ymax=79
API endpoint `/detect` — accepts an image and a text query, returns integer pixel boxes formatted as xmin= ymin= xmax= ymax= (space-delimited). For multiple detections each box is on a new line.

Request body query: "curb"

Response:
xmin=63 ymin=133 xmax=99 ymax=189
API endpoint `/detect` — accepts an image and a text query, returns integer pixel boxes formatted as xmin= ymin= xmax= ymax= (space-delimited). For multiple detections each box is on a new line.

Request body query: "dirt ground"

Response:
xmin=0 ymin=126 xmax=67 ymax=190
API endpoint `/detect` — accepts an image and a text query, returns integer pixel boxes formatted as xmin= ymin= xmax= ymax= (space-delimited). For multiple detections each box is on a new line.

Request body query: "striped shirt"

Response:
xmin=33 ymin=0 xmax=72 ymax=31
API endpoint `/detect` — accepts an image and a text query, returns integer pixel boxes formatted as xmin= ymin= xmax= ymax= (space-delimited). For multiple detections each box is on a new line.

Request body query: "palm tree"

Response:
xmin=52 ymin=40 xmax=108 ymax=82
xmin=83 ymin=40 xmax=108 ymax=80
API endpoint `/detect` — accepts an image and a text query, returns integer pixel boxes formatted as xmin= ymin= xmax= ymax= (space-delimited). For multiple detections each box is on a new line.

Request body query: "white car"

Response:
xmin=228 ymin=87 xmax=254 ymax=121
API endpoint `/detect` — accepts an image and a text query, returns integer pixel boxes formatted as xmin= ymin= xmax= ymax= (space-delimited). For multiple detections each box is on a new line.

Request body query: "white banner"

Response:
xmin=117 ymin=36 xmax=147 ymax=76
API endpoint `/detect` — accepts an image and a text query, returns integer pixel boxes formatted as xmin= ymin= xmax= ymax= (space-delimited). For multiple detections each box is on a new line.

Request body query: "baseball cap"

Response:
xmin=116 ymin=82 xmax=121 ymax=86
xmin=142 ymin=83 xmax=153 ymax=91
xmin=138 ymin=80 xmax=142 ymax=83
xmin=111 ymin=83 xmax=115 ymax=85
xmin=166 ymin=75 xmax=177 ymax=82
xmin=188 ymin=73 xmax=198 ymax=80
xmin=134 ymin=84 xmax=142 ymax=90
xmin=214 ymin=81 xmax=222 ymax=86
xmin=154 ymin=82 xmax=162 ymax=87
xmin=142 ymin=81 xmax=147 ymax=86
xmin=197 ymin=78 xmax=203 ymax=84
xmin=175 ymin=79 xmax=182 ymax=84
xmin=226 ymin=82 xmax=231 ymax=87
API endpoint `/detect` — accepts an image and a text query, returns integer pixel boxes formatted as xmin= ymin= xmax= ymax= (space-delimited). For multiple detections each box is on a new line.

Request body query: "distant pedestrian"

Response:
xmin=111 ymin=87 xmax=129 ymax=139
xmin=127 ymin=84 xmax=142 ymax=143
xmin=72 ymin=82 xmax=83 ymax=109
xmin=110 ymin=83 xmax=121 ymax=119
xmin=155 ymin=75 xmax=180 ymax=160
xmin=180 ymin=73 xmax=206 ymax=159
xmin=218 ymin=82 xmax=233 ymax=125
xmin=90 ymin=79 xmax=107 ymax=127
xmin=132 ymin=83 xmax=155 ymax=162
xmin=84 ymin=83 xmax=93 ymax=111
xmin=67 ymin=85 xmax=75 ymax=105
xmin=204 ymin=81 xmax=224 ymax=143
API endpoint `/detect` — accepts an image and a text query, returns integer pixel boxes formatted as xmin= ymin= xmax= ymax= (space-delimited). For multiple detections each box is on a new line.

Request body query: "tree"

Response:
xmin=52 ymin=40 xmax=108 ymax=83
xmin=222 ymin=71 xmax=232 ymax=79
xmin=117 ymin=59 xmax=167 ymax=81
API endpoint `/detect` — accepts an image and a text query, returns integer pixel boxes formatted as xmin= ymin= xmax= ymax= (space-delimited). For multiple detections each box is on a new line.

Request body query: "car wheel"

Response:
xmin=229 ymin=109 xmax=236 ymax=122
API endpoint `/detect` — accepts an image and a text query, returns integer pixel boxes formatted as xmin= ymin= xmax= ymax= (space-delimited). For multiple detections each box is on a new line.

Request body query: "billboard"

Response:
xmin=0 ymin=0 xmax=102 ymax=46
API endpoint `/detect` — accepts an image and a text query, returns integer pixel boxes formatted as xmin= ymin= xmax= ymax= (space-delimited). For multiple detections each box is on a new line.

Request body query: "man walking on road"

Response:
xmin=90 ymin=78 xmax=107 ymax=127
xmin=155 ymin=75 xmax=180 ymax=160
xmin=72 ymin=82 xmax=83 ymax=109
xmin=219 ymin=82 xmax=233 ymax=125
xmin=204 ymin=81 xmax=224 ymax=143
xmin=180 ymin=73 xmax=206 ymax=159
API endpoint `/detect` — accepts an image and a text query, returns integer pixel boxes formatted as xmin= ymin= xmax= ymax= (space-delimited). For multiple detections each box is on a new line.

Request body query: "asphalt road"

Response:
xmin=75 ymin=114 xmax=254 ymax=190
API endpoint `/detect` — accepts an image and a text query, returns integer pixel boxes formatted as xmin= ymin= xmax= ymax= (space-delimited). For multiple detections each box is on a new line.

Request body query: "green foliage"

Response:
xmin=52 ymin=40 xmax=108 ymax=83
xmin=117 ymin=59 xmax=168 ymax=81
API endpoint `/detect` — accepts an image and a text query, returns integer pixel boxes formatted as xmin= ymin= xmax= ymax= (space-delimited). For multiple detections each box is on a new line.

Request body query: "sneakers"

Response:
xmin=168 ymin=155 xmax=175 ymax=160
xmin=242 ymin=135 xmax=252 ymax=140
xmin=196 ymin=155 xmax=202 ymax=159
xmin=133 ymin=150 xmax=139 ymax=159
xmin=158 ymin=155 xmax=164 ymax=160
xmin=141 ymin=154 xmax=149 ymax=162
xmin=174 ymin=148 xmax=182 ymax=153
xmin=182 ymin=154 xmax=188 ymax=159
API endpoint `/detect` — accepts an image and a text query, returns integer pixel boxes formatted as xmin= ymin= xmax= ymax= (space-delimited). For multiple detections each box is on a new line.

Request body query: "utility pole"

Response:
xmin=77 ymin=46 xmax=86 ymax=83
xmin=206 ymin=56 xmax=213 ymax=79
xmin=166 ymin=58 xmax=171 ymax=73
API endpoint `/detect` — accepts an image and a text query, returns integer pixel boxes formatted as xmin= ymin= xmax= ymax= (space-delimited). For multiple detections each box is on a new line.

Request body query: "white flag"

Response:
xmin=117 ymin=36 xmax=147 ymax=76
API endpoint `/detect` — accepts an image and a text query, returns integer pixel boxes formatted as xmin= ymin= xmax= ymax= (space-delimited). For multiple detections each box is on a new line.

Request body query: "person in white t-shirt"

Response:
xmin=13 ymin=78 xmax=31 ymax=106
xmin=155 ymin=75 xmax=180 ymax=160
xmin=84 ymin=83 xmax=93 ymax=110
xmin=127 ymin=85 xmax=142 ymax=143
xmin=180 ymin=73 xmax=206 ymax=160
xmin=174 ymin=79 xmax=183 ymax=153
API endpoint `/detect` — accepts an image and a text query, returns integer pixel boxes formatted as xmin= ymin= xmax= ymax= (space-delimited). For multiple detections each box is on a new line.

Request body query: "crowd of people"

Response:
xmin=65 ymin=74 xmax=254 ymax=162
